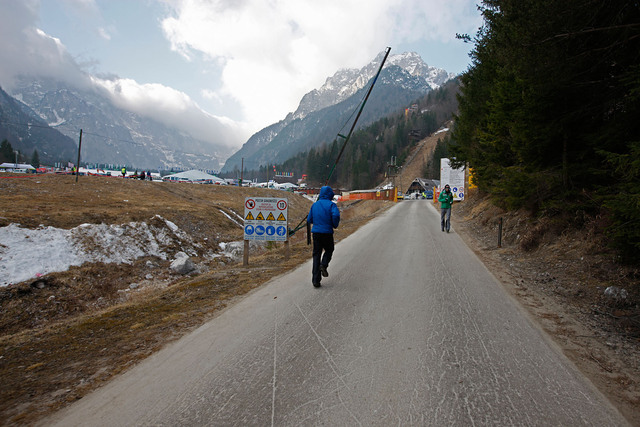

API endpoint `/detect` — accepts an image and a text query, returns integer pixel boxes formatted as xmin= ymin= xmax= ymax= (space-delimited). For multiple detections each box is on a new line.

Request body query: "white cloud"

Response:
xmin=97 ymin=27 xmax=112 ymax=40
xmin=0 ymin=0 xmax=89 ymax=89
xmin=92 ymin=76 xmax=249 ymax=150
xmin=159 ymin=0 xmax=480 ymax=130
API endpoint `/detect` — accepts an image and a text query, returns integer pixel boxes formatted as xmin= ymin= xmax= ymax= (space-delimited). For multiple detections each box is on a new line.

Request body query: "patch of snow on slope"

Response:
xmin=0 ymin=215 xmax=203 ymax=287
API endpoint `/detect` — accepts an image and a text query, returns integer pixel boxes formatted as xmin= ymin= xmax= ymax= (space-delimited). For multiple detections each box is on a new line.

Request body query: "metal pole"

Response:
xmin=325 ymin=47 xmax=391 ymax=185
xmin=240 ymin=157 xmax=244 ymax=187
xmin=76 ymin=129 xmax=83 ymax=183
xmin=243 ymin=240 xmax=249 ymax=266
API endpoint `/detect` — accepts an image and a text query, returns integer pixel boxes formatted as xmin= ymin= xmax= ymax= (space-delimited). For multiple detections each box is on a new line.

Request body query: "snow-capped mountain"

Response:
xmin=9 ymin=79 xmax=233 ymax=171
xmin=222 ymin=52 xmax=454 ymax=172
xmin=0 ymin=86 xmax=77 ymax=164
xmin=292 ymin=51 xmax=452 ymax=122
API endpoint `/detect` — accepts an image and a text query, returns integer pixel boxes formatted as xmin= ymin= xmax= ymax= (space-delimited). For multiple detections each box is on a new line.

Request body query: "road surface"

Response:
xmin=45 ymin=200 xmax=628 ymax=426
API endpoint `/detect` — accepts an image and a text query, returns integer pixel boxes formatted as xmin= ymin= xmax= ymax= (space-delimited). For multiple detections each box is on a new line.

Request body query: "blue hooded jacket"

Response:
xmin=308 ymin=186 xmax=340 ymax=234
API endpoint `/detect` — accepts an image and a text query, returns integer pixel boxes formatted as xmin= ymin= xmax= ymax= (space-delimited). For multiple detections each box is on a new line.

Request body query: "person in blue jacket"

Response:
xmin=307 ymin=186 xmax=340 ymax=288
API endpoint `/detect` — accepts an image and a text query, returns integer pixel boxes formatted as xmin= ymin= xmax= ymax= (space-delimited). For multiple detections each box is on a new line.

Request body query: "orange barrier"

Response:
xmin=341 ymin=188 xmax=398 ymax=202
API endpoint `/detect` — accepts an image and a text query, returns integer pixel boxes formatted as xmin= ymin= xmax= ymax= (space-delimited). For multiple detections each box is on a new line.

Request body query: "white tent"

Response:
xmin=0 ymin=163 xmax=35 ymax=172
xmin=162 ymin=170 xmax=226 ymax=184
xmin=274 ymin=182 xmax=298 ymax=190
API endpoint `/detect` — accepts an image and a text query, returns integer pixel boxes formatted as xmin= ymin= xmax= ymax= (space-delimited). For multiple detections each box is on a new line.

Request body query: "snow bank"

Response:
xmin=0 ymin=216 xmax=206 ymax=287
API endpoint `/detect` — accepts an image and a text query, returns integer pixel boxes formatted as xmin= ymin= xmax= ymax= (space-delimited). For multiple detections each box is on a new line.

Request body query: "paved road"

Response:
xmin=46 ymin=201 xmax=628 ymax=426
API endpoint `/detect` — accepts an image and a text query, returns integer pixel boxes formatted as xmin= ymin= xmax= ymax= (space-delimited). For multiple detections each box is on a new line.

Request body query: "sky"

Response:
xmin=0 ymin=0 xmax=482 ymax=152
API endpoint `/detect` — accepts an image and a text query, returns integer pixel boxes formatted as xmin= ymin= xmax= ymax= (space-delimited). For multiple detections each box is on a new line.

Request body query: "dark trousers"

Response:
xmin=441 ymin=207 xmax=451 ymax=231
xmin=312 ymin=233 xmax=334 ymax=284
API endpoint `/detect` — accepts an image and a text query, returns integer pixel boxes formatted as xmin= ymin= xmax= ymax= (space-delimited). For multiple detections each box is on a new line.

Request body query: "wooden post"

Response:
xmin=243 ymin=240 xmax=249 ymax=266
xmin=498 ymin=217 xmax=503 ymax=248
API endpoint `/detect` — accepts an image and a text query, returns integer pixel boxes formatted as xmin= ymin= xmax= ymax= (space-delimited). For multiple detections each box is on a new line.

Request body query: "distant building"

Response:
xmin=162 ymin=170 xmax=226 ymax=184
xmin=406 ymin=178 xmax=439 ymax=196
xmin=0 ymin=163 xmax=36 ymax=173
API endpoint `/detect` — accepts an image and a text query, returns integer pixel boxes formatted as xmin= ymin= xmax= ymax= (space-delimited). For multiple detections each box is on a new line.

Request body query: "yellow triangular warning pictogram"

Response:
xmin=266 ymin=212 xmax=275 ymax=221
xmin=256 ymin=212 xmax=265 ymax=220
xmin=245 ymin=212 xmax=254 ymax=220
xmin=277 ymin=213 xmax=286 ymax=221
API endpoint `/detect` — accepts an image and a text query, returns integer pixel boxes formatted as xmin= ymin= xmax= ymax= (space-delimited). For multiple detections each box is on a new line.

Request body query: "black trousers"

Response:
xmin=312 ymin=232 xmax=334 ymax=284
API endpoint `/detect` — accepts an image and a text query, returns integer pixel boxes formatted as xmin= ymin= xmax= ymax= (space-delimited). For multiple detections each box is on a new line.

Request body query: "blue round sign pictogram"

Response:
xmin=266 ymin=226 xmax=275 ymax=236
xmin=453 ymin=187 xmax=458 ymax=193
xmin=255 ymin=225 xmax=265 ymax=235
xmin=244 ymin=225 xmax=254 ymax=235
xmin=276 ymin=226 xmax=287 ymax=236
xmin=459 ymin=193 xmax=464 ymax=199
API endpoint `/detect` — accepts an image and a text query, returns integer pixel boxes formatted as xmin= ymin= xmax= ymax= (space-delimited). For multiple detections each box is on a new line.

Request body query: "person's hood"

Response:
xmin=318 ymin=186 xmax=334 ymax=200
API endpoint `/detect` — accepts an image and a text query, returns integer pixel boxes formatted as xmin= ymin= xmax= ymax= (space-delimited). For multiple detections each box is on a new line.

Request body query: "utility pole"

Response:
xmin=387 ymin=156 xmax=399 ymax=190
xmin=76 ymin=129 xmax=83 ymax=183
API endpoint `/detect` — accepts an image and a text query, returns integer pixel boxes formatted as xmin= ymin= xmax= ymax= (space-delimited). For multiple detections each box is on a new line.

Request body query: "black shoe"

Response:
xmin=320 ymin=265 xmax=328 ymax=277
xmin=313 ymin=281 xmax=321 ymax=288
xmin=446 ymin=229 xmax=450 ymax=233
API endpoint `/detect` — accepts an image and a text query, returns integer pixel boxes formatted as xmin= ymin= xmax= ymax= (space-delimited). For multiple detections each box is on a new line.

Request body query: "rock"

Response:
xmin=145 ymin=274 xmax=153 ymax=280
xmin=170 ymin=252 xmax=196 ymax=275
xmin=604 ymin=286 xmax=628 ymax=301
xmin=129 ymin=283 xmax=139 ymax=290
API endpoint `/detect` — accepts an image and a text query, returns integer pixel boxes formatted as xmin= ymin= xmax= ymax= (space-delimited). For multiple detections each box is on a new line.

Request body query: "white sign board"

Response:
xmin=440 ymin=158 xmax=465 ymax=201
xmin=244 ymin=197 xmax=288 ymax=241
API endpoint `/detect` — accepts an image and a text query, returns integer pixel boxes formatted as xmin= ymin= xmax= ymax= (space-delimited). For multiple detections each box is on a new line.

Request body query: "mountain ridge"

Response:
xmin=8 ymin=79 xmax=233 ymax=171
xmin=222 ymin=51 xmax=454 ymax=172
xmin=0 ymin=85 xmax=77 ymax=165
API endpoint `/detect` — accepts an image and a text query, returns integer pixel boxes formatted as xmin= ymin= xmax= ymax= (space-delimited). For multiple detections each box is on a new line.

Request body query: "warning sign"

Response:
xmin=440 ymin=158 xmax=465 ymax=201
xmin=244 ymin=197 xmax=288 ymax=241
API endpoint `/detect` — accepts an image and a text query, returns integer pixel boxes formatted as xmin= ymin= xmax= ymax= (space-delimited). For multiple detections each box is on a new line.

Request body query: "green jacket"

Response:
xmin=438 ymin=190 xmax=454 ymax=209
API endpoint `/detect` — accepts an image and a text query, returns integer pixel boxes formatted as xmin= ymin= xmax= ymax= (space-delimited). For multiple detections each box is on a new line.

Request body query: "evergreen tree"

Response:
xmin=31 ymin=150 xmax=40 ymax=168
xmin=452 ymin=0 xmax=640 ymax=260
xmin=1 ymin=139 xmax=14 ymax=163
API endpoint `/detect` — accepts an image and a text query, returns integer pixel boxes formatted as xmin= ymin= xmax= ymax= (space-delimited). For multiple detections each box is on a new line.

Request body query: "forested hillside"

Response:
xmin=265 ymin=79 xmax=459 ymax=189
xmin=451 ymin=0 xmax=640 ymax=263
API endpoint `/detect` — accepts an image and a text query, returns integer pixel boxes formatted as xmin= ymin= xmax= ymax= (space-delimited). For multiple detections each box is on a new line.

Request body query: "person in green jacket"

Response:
xmin=438 ymin=184 xmax=454 ymax=233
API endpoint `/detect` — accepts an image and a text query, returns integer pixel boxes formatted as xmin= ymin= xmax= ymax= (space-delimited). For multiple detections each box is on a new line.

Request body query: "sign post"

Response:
xmin=243 ymin=197 xmax=289 ymax=265
xmin=440 ymin=158 xmax=465 ymax=201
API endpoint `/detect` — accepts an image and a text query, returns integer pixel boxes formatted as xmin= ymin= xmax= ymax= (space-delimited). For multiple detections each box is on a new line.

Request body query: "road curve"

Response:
xmin=45 ymin=200 xmax=628 ymax=426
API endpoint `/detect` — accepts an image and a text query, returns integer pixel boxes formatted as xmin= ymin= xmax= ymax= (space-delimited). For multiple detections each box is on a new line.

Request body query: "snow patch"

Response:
xmin=0 ymin=215 xmax=205 ymax=287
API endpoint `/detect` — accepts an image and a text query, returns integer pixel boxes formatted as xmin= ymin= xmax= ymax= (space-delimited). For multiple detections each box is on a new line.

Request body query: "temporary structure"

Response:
xmin=162 ymin=170 xmax=226 ymax=184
